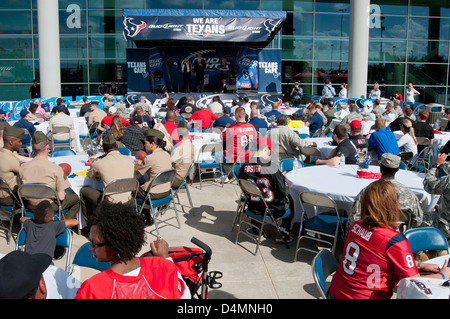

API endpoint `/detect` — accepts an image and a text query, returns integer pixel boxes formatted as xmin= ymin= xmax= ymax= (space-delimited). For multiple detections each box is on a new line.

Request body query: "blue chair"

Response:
xmin=234 ymin=179 xmax=291 ymax=255
xmin=279 ymin=158 xmax=303 ymax=172
xmin=0 ymin=177 xmax=21 ymax=244
xmin=136 ymin=169 xmax=179 ymax=236
xmin=404 ymin=227 xmax=449 ymax=254
xmin=196 ymin=143 xmax=224 ymax=189
xmin=312 ymin=249 xmax=339 ymax=299
xmin=15 ymin=227 xmax=73 ymax=273
xmin=399 ymin=161 xmax=407 ymax=170
xmin=233 ymin=163 xmax=242 ymax=180
xmin=298 ymin=133 xmax=309 ymax=139
xmin=50 ymin=126 xmax=72 ymax=151
xmin=68 ymin=242 xmax=110 ymax=275
xmin=50 ymin=149 xmax=76 ymax=157
xmin=117 ymin=147 xmax=131 ymax=156
xmin=294 ymin=191 xmax=348 ymax=261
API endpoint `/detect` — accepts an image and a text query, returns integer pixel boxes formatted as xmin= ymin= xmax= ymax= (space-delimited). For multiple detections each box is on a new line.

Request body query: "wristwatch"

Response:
xmin=433 ymin=163 xmax=443 ymax=169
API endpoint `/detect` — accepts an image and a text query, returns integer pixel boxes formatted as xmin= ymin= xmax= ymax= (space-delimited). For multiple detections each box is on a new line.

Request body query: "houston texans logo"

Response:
xmin=123 ymin=17 xmax=147 ymax=38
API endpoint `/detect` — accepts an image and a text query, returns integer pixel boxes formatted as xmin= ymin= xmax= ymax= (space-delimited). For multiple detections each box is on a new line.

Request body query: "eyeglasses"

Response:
xmin=89 ymin=238 xmax=107 ymax=249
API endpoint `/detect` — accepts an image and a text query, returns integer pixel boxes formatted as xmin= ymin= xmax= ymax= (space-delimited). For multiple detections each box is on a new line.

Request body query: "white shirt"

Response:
xmin=406 ymin=88 xmax=419 ymax=102
xmin=397 ymin=133 xmax=417 ymax=155
xmin=339 ymin=88 xmax=347 ymax=98
xmin=370 ymin=89 xmax=381 ymax=99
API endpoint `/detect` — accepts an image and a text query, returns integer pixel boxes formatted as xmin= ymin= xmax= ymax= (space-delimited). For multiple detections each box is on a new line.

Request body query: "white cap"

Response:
xmin=109 ymin=106 xmax=117 ymax=114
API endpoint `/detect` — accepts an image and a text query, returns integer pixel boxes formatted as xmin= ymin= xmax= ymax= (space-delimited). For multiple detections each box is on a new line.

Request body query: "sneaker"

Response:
xmin=246 ymin=227 xmax=260 ymax=237
xmin=276 ymin=232 xmax=293 ymax=244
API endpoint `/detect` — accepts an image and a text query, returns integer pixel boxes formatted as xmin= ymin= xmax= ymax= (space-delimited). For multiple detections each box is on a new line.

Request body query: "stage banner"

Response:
xmin=126 ymin=48 xmax=151 ymax=93
xmin=235 ymin=48 xmax=259 ymax=90
xmin=258 ymin=49 xmax=282 ymax=93
xmin=123 ymin=9 xmax=285 ymax=45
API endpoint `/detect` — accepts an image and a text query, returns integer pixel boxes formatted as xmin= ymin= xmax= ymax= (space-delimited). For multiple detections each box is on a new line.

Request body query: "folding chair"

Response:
xmin=172 ymin=161 xmax=195 ymax=210
xmin=195 ymin=143 xmax=224 ymax=189
xmin=404 ymin=227 xmax=449 ymax=254
xmin=17 ymin=184 xmax=64 ymax=221
xmin=49 ymin=126 xmax=72 ymax=151
xmin=410 ymin=144 xmax=433 ymax=173
xmin=80 ymin=122 xmax=102 ymax=150
xmin=312 ymin=127 xmax=324 ymax=138
xmin=50 ymin=149 xmax=76 ymax=157
xmin=136 ymin=169 xmax=179 ymax=236
xmin=312 ymin=249 xmax=339 ymax=299
xmin=18 ymin=129 xmax=32 ymax=157
xmin=234 ymin=179 xmax=291 ymax=255
xmin=300 ymin=146 xmax=323 ymax=165
xmin=0 ymin=177 xmax=21 ymax=244
xmin=298 ymin=133 xmax=310 ymax=139
xmin=15 ymin=227 xmax=73 ymax=273
xmin=279 ymin=158 xmax=304 ymax=172
xmin=294 ymin=191 xmax=348 ymax=262
xmin=101 ymin=178 xmax=140 ymax=212
xmin=68 ymin=242 xmax=110 ymax=275
xmin=397 ymin=151 xmax=413 ymax=168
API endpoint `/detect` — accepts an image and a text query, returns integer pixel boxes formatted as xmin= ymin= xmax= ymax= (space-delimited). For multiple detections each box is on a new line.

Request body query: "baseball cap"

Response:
xmin=349 ymin=120 xmax=362 ymax=131
xmin=223 ymin=107 xmax=231 ymax=114
xmin=133 ymin=115 xmax=144 ymax=125
xmin=108 ymin=107 xmax=117 ymax=114
xmin=20 ymin=109 xmax=29 ymax=117
xmin=380 ymin=153 xmax=401 ymax=169
xmin=256 ymin=137 xmax=276 ymax=154
xmin=0 ymin=250 xmax=52 ymax=299
xmin=56 ymin=98 xmax=66 ymax=105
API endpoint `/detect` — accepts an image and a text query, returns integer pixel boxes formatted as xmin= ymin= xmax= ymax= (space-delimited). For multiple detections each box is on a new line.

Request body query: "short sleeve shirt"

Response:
xmin=138 ymin=148 xmax=172 ymax=194
xmin=23 ymin=219 xmax=66 ymax=257
xmin=336 ymin=138 xmax=359 ymax=164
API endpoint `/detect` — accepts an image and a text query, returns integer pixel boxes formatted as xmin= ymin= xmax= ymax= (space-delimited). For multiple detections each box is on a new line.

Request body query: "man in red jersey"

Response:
xmin=221 ymin=106 xmax=257 ymax=164
xmin=187 ymin=104 xmax=218 ymax=129
xmin=163 ymin=110 xmax=179 ymax=143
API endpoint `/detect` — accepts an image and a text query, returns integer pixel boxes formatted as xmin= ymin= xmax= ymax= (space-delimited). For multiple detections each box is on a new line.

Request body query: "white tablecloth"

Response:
xmin=261 ymin=106 xmax=301 ymax=116
xmin=285 ymin=164 xmax=440 ymax=224
xmin=306 ymin=137 xmax=335 ymax=159
xmin=397 ymin=254 xmax=450 ymax=299
xmin=329 ymin=118 xmax=375 ymax=136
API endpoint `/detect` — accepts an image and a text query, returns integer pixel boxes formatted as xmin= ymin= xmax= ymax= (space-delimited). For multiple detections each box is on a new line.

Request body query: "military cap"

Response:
xmin=102 ymin=133 xmax=117 ymax=146
xmin=380 ymin=153 xmax=400 ymax=169
xmin=32 ymin=131 xmax=48 ymax=144
xmin=3 ymin=125 xmax=24 ymax=138
xmin=144 ymin=128 xmax=165 ymax=141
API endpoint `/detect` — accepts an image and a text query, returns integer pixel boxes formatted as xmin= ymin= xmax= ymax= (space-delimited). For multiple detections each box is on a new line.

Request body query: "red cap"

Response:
xmin=256 ymin=137 xmax=276 ymax=154
xmin=349 ymin=120 xmax=362 ymax=131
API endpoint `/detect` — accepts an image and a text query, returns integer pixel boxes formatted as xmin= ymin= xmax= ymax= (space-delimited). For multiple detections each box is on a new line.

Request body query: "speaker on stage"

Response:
xmin=225 ymin=85 xmax=237 ymax=93
xmin=153 ymin=84 xmax=166 ymax=94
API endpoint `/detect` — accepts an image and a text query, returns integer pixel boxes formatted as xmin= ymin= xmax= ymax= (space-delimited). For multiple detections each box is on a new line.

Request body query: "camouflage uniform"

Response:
xmin=422 ymin=164 xmax=450 ymax=241
xmin=346 ymin=179 xmax=424 ymax=236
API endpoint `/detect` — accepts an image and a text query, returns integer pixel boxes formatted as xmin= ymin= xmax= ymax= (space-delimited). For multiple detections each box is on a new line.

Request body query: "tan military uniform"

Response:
xmin=19 ymin=157 xmax=71 ymax=208
xmin=0 ymin=148 xmax=20 ymax=200
xmin=88 ymin=150 xmax=135 ymax=203
xmin=138 ymin=148 xmax=172 ymax=196
xmin=49 ymin=112 xmax=76 ymax=145
xmin=88 ymin=108 xmax=107 ymax=131
xmin=171 ymin=139 xmax=195 ymax=188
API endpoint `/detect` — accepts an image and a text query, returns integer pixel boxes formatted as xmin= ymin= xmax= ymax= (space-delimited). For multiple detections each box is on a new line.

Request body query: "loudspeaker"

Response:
xmin=225 ymin=85 xmax=237 ymax=93
xmin=153 ymin=84 xmax=166 ymax=93
xmin=284 ymin=65 xmax=293 ymax=82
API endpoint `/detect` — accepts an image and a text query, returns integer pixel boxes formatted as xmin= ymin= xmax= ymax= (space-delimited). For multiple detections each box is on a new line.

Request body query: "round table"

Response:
xmin=329 ymin=118 xmax=375 ymax=136
xmin=285 ymin=164 xmax=439 ymax=224
xmin=306 ymin=137 xmax=335 ymax=159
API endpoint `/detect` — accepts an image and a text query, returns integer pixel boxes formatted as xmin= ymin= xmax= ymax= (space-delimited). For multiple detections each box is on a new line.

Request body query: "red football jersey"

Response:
xmin=221 ymin=122 xmax=257 ymax=163
xmin=329 ymin=221 xmax=418 ymax=299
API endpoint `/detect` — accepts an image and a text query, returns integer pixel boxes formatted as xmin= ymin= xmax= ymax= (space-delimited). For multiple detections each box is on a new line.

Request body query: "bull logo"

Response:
xmin=123 ymin=17 xmax=147 ymax=38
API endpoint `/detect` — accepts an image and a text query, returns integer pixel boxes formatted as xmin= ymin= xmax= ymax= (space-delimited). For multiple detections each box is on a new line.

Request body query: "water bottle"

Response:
xmin=340 ymin=154 xmax=345 ymax=169
xmin=293 ymin=158 xmax=299 ymax=173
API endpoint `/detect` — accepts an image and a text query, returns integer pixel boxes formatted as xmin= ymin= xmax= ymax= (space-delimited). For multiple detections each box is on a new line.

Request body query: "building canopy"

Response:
xmin=123 ymin=9 xmax=286 ymax=48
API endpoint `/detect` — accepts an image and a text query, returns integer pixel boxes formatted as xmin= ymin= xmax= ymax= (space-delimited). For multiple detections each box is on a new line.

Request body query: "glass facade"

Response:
xmin=0 ymin=0 xmax=448 ymax=105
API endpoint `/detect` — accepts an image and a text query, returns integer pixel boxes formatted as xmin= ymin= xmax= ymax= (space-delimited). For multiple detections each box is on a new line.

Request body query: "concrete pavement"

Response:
xmin=0 ymin=179 xmax=325 ymax=299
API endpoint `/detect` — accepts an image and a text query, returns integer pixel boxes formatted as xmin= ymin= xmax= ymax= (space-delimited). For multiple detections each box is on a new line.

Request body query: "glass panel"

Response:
xmin=313 ymin=61 xmax=349 ymax=86
xmin=88 ymin=35 xmax=127 ymax=59
xmin=368 ymin=39 xmax=406 ymax=62
xmin=59 ymin=0 xmax=86 ymax=9
xmin=370 ymin=0 xmax=408 ymax=16
xmin=88 ymin=59 xmax=126 ymax=83
xmin=314 ymin=13 xmax=349 ymax=37
xmin=0 ymin=11 xmax=32 ymax=34
xmin=417 ymin=86 xmax=447 ymax=104
xmin=261 ymin=0 xmax=282 ymax=11
xmin=408 ymin=17 xmax=450 ymax=41
xmin=407 ymin=63 xmax=447 ymax=86
xmin=204 ymin=0 xmax=260 ymax=10
xmin=60 ymin=36 xmax=87 ymax=59
xmin=369 ymin=16 xmax=407 ymax=39
xmin=89 ymin=0 xmax=145 ymax=9
xmin=408 ymin=40 xmax=449 ymax=63
xmin=0 ymin=0 xmax=30 ymax=9
xmin=0 ymin=36 xmax=33 ymax=59
xmin=0 ymin=84 xmax=31 ymax=101
xmin=61 ymin=84 xmax=89 ymax=98
xmin=60 ymin=60 xmax=89 ymax=83
xmin=282 ymin=0 xmax=314 ymax=12
xmin=281 ymin=37 xmax=313 ymax=60
xmin=410 ymin=0 xmax=450 ymax=17
xmin=282 ymin=60 xmax=313 ymax=83
xmin=315 ymin=0 xmax=350 ymax=13
xmin=147 ymin=0 xmax=202 ymax=9
xmin=59 ymin=8 xmax=87 ymax=34
xmin=0 ymin=60 xmax=34 ymax=83
xmin=313 ymin=38 xmax=348 ymax=61
xmin=368 ymin=62 xmax=405 ymax=85
xmin=283 ymin=12 xmax=314 ymax=36
xmin=88 ymin=10 xmax=123 ymax=34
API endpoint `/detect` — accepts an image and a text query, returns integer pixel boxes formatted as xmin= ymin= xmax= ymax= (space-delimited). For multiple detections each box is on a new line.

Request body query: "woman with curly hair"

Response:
xmin=75 ymin=201 xmax=190 ymax=299
xmin=328 ymin=179 xmax=450 ymax=299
